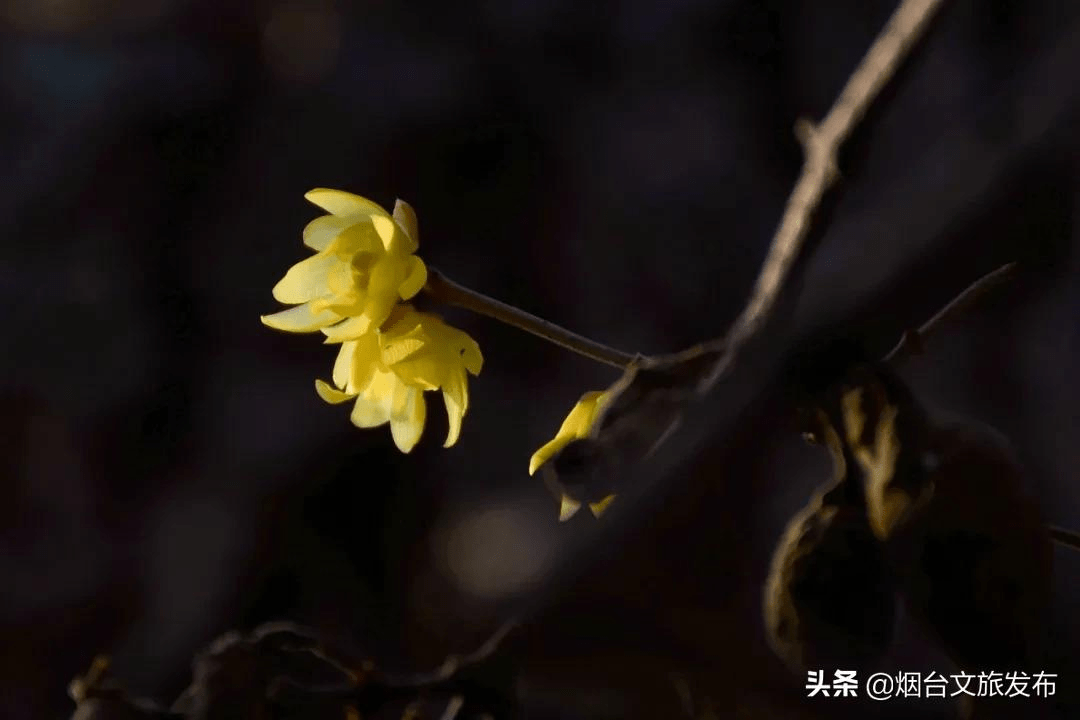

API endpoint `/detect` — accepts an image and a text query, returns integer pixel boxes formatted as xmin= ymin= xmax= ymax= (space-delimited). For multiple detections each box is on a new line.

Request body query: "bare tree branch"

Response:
xmin=882 ymin=262 xmax=1017 ymax=364
xmin=551 ymin=0 xmax=951 ymax=507
xmin=723 ymin=0 xmax=946 ymax=359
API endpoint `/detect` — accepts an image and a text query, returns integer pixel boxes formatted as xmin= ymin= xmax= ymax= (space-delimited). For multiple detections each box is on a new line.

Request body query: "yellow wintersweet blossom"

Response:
xmin=261 ymin=189 xmax=428 ymax=338
xmin=529 ymin=390 xmax=616 ymax=521
xmin=313 ymin=305 xmax=483 ymax=453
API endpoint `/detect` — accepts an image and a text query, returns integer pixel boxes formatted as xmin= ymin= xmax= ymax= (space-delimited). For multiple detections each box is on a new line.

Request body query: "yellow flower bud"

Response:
xmin=530 ymin=390 xmax=617 ymax=520
xmin=529 ymin=390 xmax=611 ymax=477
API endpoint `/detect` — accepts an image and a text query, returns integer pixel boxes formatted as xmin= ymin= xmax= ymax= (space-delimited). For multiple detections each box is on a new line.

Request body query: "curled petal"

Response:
xmin=369 ymin=214 xmax=398 ymax=252
xmin=321 ymin=315 xmax=373 ymax=343
xmin=303 ymin=215 xmax=352 ymax=251
xmin=306 ymin=188 xmax=385 ymax=218
xmin=381 ymin=336 xmax=427 ymax=365
xmin=559 ymin=495 xmax=582 ymax=522
xmin=327 ymin=220 xmax=384 ymax=257
xmin=367 ymin=256 xmax=404 ymax=300
xmin=315 ymin=379 xmax=354 ymax=404
xmin=528 ymin=390 xmax=609 ymax=475
xmin=529 ymin=436 xmax=567 ymax=477
xmin=397 ymin=255 xmax=427 ymax=300
xmin=363 ymin=294 xmax=400 ymax=334
xmin=442 ymin=371 xmax=468 ymax=448
xmin=261 ymin=302 xmax=341 ymax=333
xmin=460 ymin=334 xmax=483 ymax=376
xmin=589 ymin=495 xmax=617 ymax=518
xmin=392 ymin=199 xmax=420 ymax=253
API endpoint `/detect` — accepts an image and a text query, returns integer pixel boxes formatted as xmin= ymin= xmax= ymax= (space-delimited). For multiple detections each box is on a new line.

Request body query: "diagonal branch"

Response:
xmin=552 ymin=0 xmax=951 ymax=504
xmin=722 ymin=0 xmax=945 ymax=360
xmin=882 ymin=262 xmax=1017 ymax=364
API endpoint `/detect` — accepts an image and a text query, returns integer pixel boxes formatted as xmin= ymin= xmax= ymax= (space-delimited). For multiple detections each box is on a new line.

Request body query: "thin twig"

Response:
xmin=1049 ymin=525 xmax=1080 ymax=553
xmin=724 ymin=0 xmax=945 ymax=356
xmin=424 ymin=269 xmax=636 ymax=369
xmin=882 ymin=262 xmax=1017 ymax=364
xmin=438 ymin=695 xmax=466 ymax=720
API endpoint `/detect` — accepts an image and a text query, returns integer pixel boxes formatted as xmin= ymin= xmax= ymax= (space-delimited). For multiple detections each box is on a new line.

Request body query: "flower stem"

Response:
xmin=423 ymin=269 xmax=637 ymax=369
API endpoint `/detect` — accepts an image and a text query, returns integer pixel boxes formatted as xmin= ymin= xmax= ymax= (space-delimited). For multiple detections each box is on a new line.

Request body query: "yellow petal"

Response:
xmin=397 ymin=255 xmax=427 ymax=300
xmin=272 ymin=253 xmax=338 ymax=304
xmin=348 ymin=333 xmax=380 ymax=394
xmin=589 ymin=495 xmax=617 ymax=518
xmin=321 ymin=315 xmax=373 ymax=343
xmin=556 ymin=391 xmax=608 ymax=438
xmin=442 ymin=372 xmax=468 ymax=448
xmin=528 ymin=390 xmax=609 ymax=475
xmin=315 ymin=379 xmax=354 ymax=404
xmin=381 ymin=336 xmax=427 ymax=365
xmin=305 ymin=188 xmax=386 ymax=218
xmin=327 ymin=220 xmax=384 ymax=257
xmin=349 ymin=370 xmax=398 ymax=428
xmin=332 ymin=340 xmax=356 ymax=389
xmin=529 ymin=436 xmax=569 ymax=476
xmin=369 ymin=214 xmax=398 ymax=252
xmin=389 ymin=385 xmax=426 ymax=453
xmin=460 ymin=334 xmax=483 ymax=376
xmin=391 ymin=199 xmax=420 ymax=253
xmin=261 ymin=302 xmax=341 ymax=333
xmin=379 ymin=304 xmax=421 ymax=338
xmin=368 ymin=254 xmax=404 ymax=297
xmin=326 ymin=259 xmax=358 ymax=298
xmin=316 ymin=292 xmax=365 ymax=317
xmin=364 ymin=294 xmax=400 ymax=333
xmin=303 ymin=214 xmax=352 ymax=251
xmin=559 ymin=495 xmax=582 ymax=522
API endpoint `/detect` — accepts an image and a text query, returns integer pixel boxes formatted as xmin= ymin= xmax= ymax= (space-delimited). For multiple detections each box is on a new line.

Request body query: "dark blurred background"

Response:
xmin=1 ymin=0 xmax=1078 ymax=718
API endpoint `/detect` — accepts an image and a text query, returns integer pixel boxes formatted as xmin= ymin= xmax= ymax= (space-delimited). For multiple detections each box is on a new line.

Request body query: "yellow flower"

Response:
xmin=261 ymin=189 xmax=428 ymax=339
xmin=529 ymin=390 xmax=617 ymax=520
xmin=313 ymin=305 xmax=483 ymax=452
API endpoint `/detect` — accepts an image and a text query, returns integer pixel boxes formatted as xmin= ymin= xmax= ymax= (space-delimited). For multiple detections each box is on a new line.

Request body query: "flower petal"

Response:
xmin=528 ymin=436 xmax=569 ymax=476
xmin=390 ymin=385 xmax=426 ymax=453
xmin=272 ymin=253 xmax=338 ymax=304
xmin=527 ymin=391 xmax=609 ymax=475
xmin=321 ymin=315 xmax=373 ymax=343
xmin=381 ymin=334 xmax=428 ymax=365
xmin=370 ymin=214 xmax=399 ymax=252
xmin=460 ymin=334 xmax=483 ymax=375
xmin=332 ymin=340 xmax=356 ymax=389
xmin=349 ymin=370 xmax=397 ymax=428
xmin=348 ymin=333 xmax=380 ymax=394
xmin=397 ymin=255 xmax=427 ymax=300
xmin=315 ymin=379 xmax=354 ymax=404
xmin=588 ymin=495 xmax=617 ymax=518
xmin=368 ymin=255 xmax=404 ymax=298
xmin=328 ymin=220 xmax=384 ymax=257
xmin=391 ymin=199 xmax=420 ymax=253
xmin=261 ymin=302 xmax=341 ymax=333
xmin=442 ymin=371 xmax=468 ymax=448
xmin=555 ymin=391 xmax=607 ymax=440
xmin=306 ymin=188 xmax=386 ymax=218
xmin=559 ymin=495 xmax=582 ymax=522
xmin=364 ymin=295 xmax=401 ymax=334
xmin=303 ymin=215 xmax=351 ymax=251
